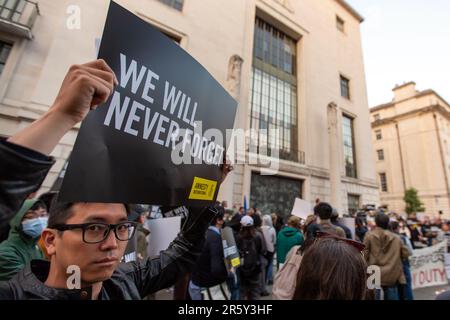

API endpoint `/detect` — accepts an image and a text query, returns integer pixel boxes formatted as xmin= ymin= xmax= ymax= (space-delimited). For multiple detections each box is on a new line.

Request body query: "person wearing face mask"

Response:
xmin=0 ymin=199 xmax=48 ymax=281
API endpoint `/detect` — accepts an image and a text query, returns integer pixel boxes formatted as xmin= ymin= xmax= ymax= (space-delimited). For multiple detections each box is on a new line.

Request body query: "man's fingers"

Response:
xmin=84 ymin=70 xmax=114 ymax=96
xmin=82 ymin=66 xmax=116 ymax=89
xmin=90 ymin=80 xmax=112 ymax=107
xmin=74 ymin=72 xmax=112 ymax=108
xmin=83 ymin=59 xmax=118 ymax=85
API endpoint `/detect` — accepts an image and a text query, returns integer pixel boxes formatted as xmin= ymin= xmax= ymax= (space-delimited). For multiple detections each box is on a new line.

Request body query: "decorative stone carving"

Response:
xmin=226 ymin=54 xmax=243 ymax=99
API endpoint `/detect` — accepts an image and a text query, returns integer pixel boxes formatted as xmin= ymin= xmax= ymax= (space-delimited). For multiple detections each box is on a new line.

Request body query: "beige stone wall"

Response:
xmin=371 ymin=85 xmax=450 ymax=218
xmin=0 ymin=0 xmax=378 ymax=214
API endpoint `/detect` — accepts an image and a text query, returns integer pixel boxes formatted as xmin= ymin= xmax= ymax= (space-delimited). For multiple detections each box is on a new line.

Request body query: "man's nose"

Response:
xmin=99 ymin=229 xmax=118 ymax=250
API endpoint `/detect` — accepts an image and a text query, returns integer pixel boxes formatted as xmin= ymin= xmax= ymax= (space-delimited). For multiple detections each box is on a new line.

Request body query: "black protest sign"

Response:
xmin=59 ymin=2 xmax=237 ymax=206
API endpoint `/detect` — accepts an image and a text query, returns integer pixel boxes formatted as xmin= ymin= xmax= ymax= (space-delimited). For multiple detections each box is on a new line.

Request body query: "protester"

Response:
xmin=189 ymin=207 xmax=228 ymax=300
xmin=247 ymin=207 xmax=262 ymax=229
xmin=223 ymin=209 xmax=234 ymax=224
xmin=363 ymin=213 xmax=410 ymax=300
xmin=0 ymin=59 xmax=232 ymax=299
xmin=236 ymin=216 xmax=264 ymax=300
xmin=330 ymin=208 xmax=352 ymax=239
xmin=253 ymin=212 xmax=268 ymax=297
xmin=127 ymin=205 xmax=150 ymax=262
xmin=306 ymin=202 xmax=346 ymax=239
xmin=389 ymin=220 xmax=414 ymax=300
xmin=302 ymin=214 xmax=317 ymax=235
xmin=37 ymin=192 xmax=58 ymax=214
xmin=227 ymin=209 xmax=245 ymax=234
xmin=272 ymin=213 xmax=284 ymax=234
xmin=421 ymin=218 xmax=433 ymax=247
xmin=293 ymin=233 xmax=369 ymax=300
xmin=261 ymin=215 xmax=276 ymax=286
xmin=355 ymin=217 xmax=368 ymax=242
xmin=0 ymin=200 xmax=48 ymax=281
xmin=276 ymin=215 xmax=304 ymax=266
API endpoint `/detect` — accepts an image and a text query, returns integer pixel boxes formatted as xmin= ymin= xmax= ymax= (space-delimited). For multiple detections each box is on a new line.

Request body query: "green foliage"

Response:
xmin=404 ymin=188 xmax=425 ymax=215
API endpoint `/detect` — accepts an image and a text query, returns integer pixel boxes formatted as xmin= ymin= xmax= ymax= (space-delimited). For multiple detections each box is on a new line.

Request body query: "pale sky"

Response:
xmin=345 ymin=0 xmax=450 ymax=107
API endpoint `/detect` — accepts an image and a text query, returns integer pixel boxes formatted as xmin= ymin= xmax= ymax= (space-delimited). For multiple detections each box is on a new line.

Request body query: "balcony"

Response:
xmin=0 ymin=0 xmax=39 ymax=39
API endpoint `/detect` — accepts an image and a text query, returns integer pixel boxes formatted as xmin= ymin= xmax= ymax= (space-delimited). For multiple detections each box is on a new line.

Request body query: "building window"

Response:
xmin=379 ymin=173 xmax=388 ymax=192
xmin=347 ymin=194 xmax=360 ymax=216
xmin=377 ymin=149 xmax=384 ymax=161
xmin=340 ymin=75 xmax=350 ymax=99
xmin=375 ymin=129 xmax=382 ymax=140
xmin=0 ymin=40 xmax=12 ymax=75
xmin=157 ymin=0 xmax=184 ymax=11
xmin=336 ymin=16 xmax=345 ymax=32
xmin=342 ymin=115 xmax=357 ymax=178
xmin=250 ymin=17 xmax=298 ymax=162
xmin=373 ymin=114 xmax=380 ymax=121
xmin=0 ymin=0 xmax=26 ymax=22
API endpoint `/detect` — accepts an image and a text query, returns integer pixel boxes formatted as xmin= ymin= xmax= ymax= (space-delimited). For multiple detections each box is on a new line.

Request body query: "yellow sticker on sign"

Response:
xmin=231 ymin=257 xmax=241 ymax=267
xmin=188 ymin=177 xmax=217 ymax=201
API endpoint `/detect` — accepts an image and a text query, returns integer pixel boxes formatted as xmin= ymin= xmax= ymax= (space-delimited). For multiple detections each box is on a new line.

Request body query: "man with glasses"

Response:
xmin=0 ymin=60 xmax=232 ymax=299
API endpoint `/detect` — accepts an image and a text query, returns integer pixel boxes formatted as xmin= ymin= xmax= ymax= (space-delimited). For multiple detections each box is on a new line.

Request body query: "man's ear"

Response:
xmin=42 ymin=228 xmax=58 ymax=256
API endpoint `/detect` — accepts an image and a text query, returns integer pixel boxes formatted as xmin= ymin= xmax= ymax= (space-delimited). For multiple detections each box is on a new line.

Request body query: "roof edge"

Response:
xmin=335 ymin=0 xmax=364 ymax=23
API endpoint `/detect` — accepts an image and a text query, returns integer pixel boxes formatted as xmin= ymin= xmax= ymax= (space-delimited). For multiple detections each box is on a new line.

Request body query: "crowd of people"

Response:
xmin=1 ymin=58 xmax=449 ymax=301
xmin=187 ymin=200 xmax=450 ymax=301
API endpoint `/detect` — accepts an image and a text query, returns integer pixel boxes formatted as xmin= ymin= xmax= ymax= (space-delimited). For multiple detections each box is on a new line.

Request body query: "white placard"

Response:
xmin=340 ymin=217 xmax=356 ymax=240
xmin=291 ymin=198 xmax=313 ymax=220
xmin=410 ymin=241 xmax=448 ymax=289
xmin=147 ymin=216 xmax=181 ymax=258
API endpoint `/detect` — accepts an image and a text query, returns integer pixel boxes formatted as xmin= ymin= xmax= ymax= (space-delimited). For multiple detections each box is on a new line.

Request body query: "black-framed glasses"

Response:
xmin=51 ymin=222 xmax=138 ymax=244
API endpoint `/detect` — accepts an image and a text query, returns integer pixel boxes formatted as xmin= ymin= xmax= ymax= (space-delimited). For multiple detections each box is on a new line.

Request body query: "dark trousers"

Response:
xmin=240 ymin=272 xmax=260 ymax=300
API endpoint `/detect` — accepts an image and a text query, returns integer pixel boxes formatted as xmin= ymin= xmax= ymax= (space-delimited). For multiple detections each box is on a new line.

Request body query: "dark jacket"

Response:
xmin=332 ymin=221 xmax=352 ymax=239
xmin=191 ymin=227 xmax=228 ymax=288
xmin=0 ymin=140 xmax=217 ymax=299
xmin=0 ymin=199 xmax=45 ymax=281
xmin=306 ymin=220 xmax=346 ymax=239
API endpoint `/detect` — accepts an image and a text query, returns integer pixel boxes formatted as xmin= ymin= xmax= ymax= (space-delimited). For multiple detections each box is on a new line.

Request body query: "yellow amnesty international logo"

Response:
xmin=188 ymin=177 xmax=217 ymax=201
xmin=231 ymin=257 xmax=241 ymax=267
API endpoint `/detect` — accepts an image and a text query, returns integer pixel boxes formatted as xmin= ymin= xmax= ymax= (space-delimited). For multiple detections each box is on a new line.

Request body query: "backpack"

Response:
xmin=272 ymin=245 xmax=302 ymax=300
xmin=238 ymin=237 xmax=261 ymax=277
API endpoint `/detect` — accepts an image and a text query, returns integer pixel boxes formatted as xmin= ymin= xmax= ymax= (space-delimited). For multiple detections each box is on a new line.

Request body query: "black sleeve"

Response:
xmin=123 ymin=206 xmax=217 ymax=297
xmin=208 ymin=232 xmax=227 ymax=282
xmin=0 ymin=140 xmax=54 ymax=238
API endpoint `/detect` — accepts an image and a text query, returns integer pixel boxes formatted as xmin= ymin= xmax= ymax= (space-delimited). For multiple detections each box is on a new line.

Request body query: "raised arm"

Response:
xmin=8 ymin=59 xmax=116 ymax=155
xmin=0 ymin=60 xmax=116 ymax=235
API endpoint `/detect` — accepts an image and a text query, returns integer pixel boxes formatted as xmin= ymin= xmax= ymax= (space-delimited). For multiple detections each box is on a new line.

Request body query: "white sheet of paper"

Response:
xmin=291 ymin=198 xmax=312 ymax=220
xmin=340 ymin=217 xmax=356 ymax=240
xmin=147 ymin=216 xmax=181 ymax=257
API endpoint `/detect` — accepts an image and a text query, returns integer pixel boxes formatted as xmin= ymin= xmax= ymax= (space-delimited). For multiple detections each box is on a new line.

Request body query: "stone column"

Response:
xmin=327 ymin=102 xmax=343 ymax=213
xmin=217 ymin=55 xmax=244 ymax=206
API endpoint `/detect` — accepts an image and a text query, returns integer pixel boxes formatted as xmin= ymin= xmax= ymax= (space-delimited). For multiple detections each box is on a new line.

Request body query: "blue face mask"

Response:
xmin=21 ymin=217 xmax=48 ymax=239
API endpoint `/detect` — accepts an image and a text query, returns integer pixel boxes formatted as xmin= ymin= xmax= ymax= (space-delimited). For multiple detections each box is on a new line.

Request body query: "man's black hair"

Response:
xmin=47 ymin=194 xmax=130 ymax=228
xmin=30 ymin=200 xmax=47 ymax=212
xmin=38 ymin=191 xmax=58 ymax=212
xmin=375 ymin=213 xmax=390 ymax=230
xmin=389 ymin=220 xmax=400 ymax=232
xmin=211 ymin=205 xmax=225 ymax=226
xmin=314 ymin=202 xmax=333 ymax=220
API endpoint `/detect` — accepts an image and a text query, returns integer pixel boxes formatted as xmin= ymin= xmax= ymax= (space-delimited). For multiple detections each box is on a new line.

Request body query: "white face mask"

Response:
xmin=21 ymin=217 xmax=48 ymax=239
